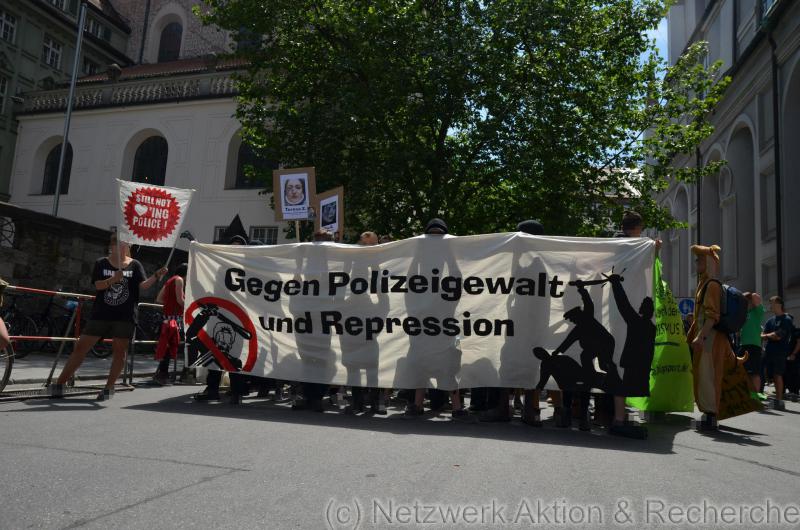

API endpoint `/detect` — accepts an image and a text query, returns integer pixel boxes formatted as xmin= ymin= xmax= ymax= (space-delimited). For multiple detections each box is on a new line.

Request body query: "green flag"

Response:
xmin=627 ymin=257 xmax=694 ymax=412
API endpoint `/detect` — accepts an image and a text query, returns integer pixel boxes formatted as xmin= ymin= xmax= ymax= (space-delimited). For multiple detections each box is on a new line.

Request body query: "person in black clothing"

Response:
xmin=51 ymin=233 xmax=166 ymax=400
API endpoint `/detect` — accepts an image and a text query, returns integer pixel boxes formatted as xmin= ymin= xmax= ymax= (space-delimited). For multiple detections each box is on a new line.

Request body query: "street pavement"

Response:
xmin=1 ymin=360 xmax=800 ymax=529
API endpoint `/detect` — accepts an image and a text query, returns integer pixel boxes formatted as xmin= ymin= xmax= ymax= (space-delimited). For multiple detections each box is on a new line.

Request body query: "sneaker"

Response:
xmin=609 ymin=422 xmax=647 ymax=439
xmin=96 ymin=388 xmax=114 ymax=401
xmin=402 ymin=404 xmax=424 ymax=418
xmin=521 ymin=409 xmax=543 ymax=427
xmin=756 ymin=392 xmax=768 ymax=401
xmin=193 ymin=389 xmax=221 ymax=401
xmin=49 ymin=384 xmax=65 ymax=399
xmin=451 ymin=409 xmax=477 ymax=423
xmin=696 ymin=414 xmax=718 ymax=431
xmin=774 ymin=400 xmax=786 ymax=411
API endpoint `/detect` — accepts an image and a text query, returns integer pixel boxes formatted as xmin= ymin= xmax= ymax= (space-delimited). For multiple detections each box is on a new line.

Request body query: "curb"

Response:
xmin=9 ymin=371 xmax=174 ymax=385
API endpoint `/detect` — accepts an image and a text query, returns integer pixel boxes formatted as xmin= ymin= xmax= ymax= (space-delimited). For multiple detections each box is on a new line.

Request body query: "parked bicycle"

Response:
xmin=1 ymin=294 xmax=38 ymax=359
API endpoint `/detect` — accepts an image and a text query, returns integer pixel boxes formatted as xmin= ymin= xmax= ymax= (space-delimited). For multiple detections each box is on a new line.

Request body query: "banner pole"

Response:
xmin=164 ymin=243 xmax=177 ymax=270
xmin=295 ymin=220 xmax=301 ymax=243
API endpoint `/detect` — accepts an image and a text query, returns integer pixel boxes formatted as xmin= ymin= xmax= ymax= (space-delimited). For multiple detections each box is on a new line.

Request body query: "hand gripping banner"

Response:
xmin=117 ymin=179 xmax=194 ymax=247
xmin=185 ymin=233 xmax=655 ymax=392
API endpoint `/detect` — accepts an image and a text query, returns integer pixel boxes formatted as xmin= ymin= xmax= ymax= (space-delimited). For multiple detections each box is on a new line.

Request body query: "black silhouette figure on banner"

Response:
xmin=532 ymin=347 xmax=588 ymax=391
xmin=605 ymin=273 xmax=656 ymax=397
xmin=554 ymin=279 xmax=621 ymax=391
xmin=533 ymin=347 xmax=592 ymax=430
xmin=187 ymin=303 xmax=252 ymax=371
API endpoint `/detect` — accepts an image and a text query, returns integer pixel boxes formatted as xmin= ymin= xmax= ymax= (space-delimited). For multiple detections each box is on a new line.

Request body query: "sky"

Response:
xmin=648 ymin=17 xmax=669 ymax=61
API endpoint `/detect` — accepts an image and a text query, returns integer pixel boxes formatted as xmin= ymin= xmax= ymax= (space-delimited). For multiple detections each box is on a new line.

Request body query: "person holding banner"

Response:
xmin=51 ymin=233 xmax=167 ymax=400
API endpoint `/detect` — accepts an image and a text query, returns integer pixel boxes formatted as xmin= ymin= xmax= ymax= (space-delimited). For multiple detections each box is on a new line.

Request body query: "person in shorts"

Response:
xmin=761 ymin=296 xmax=794 ymax=411
xmin=739 ymin=292 xmax=765 ymax=399
xmin=51 ymin=233 xmax=166 ymax=400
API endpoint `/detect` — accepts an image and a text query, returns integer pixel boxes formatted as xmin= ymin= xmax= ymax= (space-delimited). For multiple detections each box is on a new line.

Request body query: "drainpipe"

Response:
xmin=138 ymin=0 xmax=151 ymax=63
xmin=768 ymin=32 xmax=784 ymax=298
xmin=695 ymin=147 xmax=702 ymax=244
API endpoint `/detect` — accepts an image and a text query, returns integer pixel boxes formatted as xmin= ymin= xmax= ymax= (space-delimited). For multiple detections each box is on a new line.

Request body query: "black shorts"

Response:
xmin=763 ymin=352 xmax=787 ymax=378
xmin=83 ymin=320 xmax=135 ymax=340
xmin=740 ymin=345 xmax=762 ymax=375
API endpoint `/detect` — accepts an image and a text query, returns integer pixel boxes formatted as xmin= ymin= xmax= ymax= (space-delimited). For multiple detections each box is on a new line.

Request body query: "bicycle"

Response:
xmin=1 ymin=294 xmax=38 ymax=359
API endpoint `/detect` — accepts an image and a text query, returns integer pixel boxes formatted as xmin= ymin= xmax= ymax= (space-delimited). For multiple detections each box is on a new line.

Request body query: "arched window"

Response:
xmin=132 ymin=136 xmax=168 ymax=185
xmin=235 ymin=142 xmax=278 ymax=189
xmin=157 ymin=22 xmax=182 ymax=62
xmin=41 ymin=142 xmax=72 ymax=195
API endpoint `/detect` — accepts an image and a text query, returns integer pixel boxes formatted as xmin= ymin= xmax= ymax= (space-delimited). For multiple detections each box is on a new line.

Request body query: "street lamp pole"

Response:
xmin=52 ymin=2 xmax=87 ymax=217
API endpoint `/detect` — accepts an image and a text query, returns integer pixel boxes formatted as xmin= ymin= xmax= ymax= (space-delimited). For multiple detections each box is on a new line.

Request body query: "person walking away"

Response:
xmin=51 ymin=233 xmax=166 ymax=400
xmin=739 ymin=292 xmax=765 ymax=400
xmin=153 ymin=263 xmax=187 ymax=385
xmin=761 ymin=296 xmax=794 ymax=411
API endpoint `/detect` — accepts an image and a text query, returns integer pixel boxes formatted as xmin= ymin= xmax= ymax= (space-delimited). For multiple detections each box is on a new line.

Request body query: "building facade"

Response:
xmin=7 ymin=1 xmax=289 ymax=246
xmin=0 ymin=0 xmax=132 ymax=200
xmin=661 ymin=0 xmax=799 ymax=313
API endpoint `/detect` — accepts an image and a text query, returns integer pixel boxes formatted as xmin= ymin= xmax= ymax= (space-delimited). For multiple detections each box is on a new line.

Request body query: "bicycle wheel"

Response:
xmin=91 ymin=339 xmax=113 ymax=358
xmin=7 ymin=315 xmax=38 ymax=359
xmin=0 ymin=344 xmax=13 ymax=393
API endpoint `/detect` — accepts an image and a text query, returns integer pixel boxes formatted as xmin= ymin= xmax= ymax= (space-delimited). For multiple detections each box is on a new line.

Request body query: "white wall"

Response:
xmin=9 ymin=98 xmax=289 ymax=249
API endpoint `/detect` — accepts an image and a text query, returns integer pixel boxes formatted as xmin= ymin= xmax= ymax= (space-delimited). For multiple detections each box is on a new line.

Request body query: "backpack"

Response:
xmin=699 ymin=279 xmax=748 ymax=334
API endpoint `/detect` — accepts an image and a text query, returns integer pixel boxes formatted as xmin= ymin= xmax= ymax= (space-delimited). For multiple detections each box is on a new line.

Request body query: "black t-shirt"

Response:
xmin=90 ymin=257 xmax=147 ymax=322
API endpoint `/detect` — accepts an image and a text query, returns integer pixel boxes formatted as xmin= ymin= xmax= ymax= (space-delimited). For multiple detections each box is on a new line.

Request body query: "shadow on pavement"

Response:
xmin=121 ymin=390 xmax=718 ymax=455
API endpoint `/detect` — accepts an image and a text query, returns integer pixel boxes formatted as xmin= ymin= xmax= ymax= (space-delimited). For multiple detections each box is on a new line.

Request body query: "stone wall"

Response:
xmin=112 ymin=0 xmax=231 ymax=63
xmin=0 ymin=202 xmax=187 ymax=310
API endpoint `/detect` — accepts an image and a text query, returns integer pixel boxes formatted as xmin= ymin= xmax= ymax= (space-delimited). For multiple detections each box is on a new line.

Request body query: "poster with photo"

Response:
xmin=314 ymin=187 xmax=344 ymax=241
xmin=272 ymin=167 xmax=317 ymax=221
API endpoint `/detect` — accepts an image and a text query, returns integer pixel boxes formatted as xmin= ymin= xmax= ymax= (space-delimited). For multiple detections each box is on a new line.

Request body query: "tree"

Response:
xmin=199 ymin=0 xmax=727 ymax=238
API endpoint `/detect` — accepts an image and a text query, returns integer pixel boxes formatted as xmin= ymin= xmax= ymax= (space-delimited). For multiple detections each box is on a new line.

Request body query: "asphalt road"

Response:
xmin=1 ymin=386 xmax=799 ymax=529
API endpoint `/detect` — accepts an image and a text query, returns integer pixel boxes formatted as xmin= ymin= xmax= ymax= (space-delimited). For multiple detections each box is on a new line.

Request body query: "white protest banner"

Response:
xmin=185 ymin=234 xmax=655 ymax=392
xmin=117 ymin=180 xmax=194 ymax=247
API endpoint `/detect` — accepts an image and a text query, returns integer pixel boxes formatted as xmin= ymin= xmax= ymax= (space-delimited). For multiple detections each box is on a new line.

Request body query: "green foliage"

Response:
xmin=199 ymin=0 xmax=727 ymax=238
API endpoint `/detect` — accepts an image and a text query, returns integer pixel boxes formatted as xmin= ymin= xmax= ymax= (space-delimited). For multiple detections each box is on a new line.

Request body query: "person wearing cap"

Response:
xmin=688 ymin=244 xmax=735 ymax=430
xmin=403 ymin=219 xmax=473 ymax=422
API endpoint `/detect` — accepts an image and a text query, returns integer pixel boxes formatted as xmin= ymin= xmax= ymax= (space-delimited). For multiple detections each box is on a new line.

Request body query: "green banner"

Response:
xmin=627 ymin=258 xmax=695 ymax=412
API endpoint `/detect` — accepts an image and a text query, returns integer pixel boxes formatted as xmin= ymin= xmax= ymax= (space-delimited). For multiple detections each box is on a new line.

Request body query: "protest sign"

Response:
xmin=117 ymin=180 xmax=194 ymax=247
xmin=185 ymin=233 xmax=655 ymax=391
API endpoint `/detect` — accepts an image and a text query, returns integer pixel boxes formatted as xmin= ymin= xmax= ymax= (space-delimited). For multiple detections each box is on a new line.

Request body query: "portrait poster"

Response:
xmin=314 ymin=187 xmax=344 ymax=241
xmin=272 ymin=167 xmax=317 ymax=221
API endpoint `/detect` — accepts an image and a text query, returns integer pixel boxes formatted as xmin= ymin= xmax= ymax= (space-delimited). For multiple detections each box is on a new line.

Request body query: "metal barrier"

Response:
xmin=123 ymin=302 xmax=185 ymax=385
xmin=1 ymin=285 xmax=180 ymax=391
